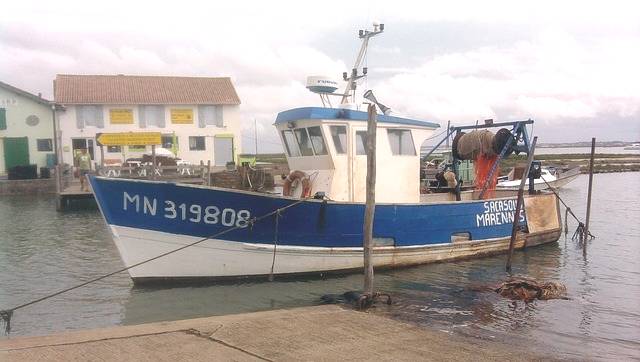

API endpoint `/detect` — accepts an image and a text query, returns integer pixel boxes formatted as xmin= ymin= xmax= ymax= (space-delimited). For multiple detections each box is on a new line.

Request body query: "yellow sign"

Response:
xmin=109 ymin=109 xmax=134 ymax=124
xmin=96 ymin=132 xmax=161 ymax=146
xmin=171 ymin=108 xmax=194 ymax=124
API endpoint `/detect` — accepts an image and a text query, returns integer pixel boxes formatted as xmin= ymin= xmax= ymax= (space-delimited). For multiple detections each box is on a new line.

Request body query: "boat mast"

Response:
xmin=340 ymin=22 xmax=384 ymax=105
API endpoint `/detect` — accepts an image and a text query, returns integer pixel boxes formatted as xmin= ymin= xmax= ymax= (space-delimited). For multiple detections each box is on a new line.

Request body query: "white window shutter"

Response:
xmin=76 ymin=106 xmax=84 ymax=129
xmin=215 ymin=106 xmax=224 ymax=127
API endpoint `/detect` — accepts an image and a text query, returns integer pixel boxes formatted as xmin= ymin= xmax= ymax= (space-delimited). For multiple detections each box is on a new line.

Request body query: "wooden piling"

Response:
xmin=506 ymin=136 xmax=537 ymax=272
xmin=363 ymin=104 xmax=377 ymax=295
xmin=99 ymin=146 xmax=105 ymax=169
xmin=584 ymin=137 xmax=596 ymax=245
xmin=151 ymin=145 xmax=157 ymax=181
xmin=55 ymin=164 xmax=62 ymax=211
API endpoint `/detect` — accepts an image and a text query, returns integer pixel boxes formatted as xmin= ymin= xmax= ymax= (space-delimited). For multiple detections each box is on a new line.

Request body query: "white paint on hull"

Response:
xmin=110 ymin=225 xmax=559 ymax=280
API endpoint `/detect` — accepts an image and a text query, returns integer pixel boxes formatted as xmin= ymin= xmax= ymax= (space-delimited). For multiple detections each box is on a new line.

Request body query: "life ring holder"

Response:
xmin=283 ymin=170 xmax=312 ymax=198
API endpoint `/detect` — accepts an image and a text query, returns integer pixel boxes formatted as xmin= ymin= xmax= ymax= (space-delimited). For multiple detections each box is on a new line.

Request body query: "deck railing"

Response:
xmin=96 ymin=161 xmax=214 ymax=185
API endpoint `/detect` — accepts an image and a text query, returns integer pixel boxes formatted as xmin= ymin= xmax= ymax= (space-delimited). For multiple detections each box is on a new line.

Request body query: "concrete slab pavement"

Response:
xmin=1 ymin=305 xmax=549 ymax=361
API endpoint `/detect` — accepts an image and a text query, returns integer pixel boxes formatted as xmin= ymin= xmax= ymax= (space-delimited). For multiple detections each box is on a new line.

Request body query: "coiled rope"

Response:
xmin=0 ymin=196 xmax=311 ymax=335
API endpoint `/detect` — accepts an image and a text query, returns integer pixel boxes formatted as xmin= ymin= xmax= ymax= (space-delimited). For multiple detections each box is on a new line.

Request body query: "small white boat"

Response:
xmin=497 ymin=166 xmax=580 ymax=191
xmin=624 ymin=143 xmax=640 ymax=150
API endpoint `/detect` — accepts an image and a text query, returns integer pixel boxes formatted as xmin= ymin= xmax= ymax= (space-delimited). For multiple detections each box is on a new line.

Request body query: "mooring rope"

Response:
xmin=0 ymin=196 xmax=311 ymax=335
xmin=540 ymin=177 xmax=595 ymax=241
xmin=564 ymin=207 xmax=570 ymax=235
xmin=268 ymin=210 xmax=281 ymax=282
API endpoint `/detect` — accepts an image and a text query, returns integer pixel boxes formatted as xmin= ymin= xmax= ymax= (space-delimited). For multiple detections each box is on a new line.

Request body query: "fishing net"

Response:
xmin=455 ymin=130 xmax=496 ymax=160
xmin=475 ymin=154 xmax=499 ymax=199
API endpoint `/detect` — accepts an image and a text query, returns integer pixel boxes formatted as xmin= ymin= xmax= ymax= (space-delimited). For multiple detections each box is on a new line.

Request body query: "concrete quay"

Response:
xmin=0 ymin=305 xmax=548 ymax=361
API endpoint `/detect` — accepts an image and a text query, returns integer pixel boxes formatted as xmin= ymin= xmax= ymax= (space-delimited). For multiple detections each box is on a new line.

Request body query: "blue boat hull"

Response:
xmin=88 ymin=176 xmax=561 ymax=280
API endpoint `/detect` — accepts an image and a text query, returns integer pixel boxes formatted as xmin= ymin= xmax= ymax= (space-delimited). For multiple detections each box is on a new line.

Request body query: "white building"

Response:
xmin=0 ymin=81 xmax=55 ymax=176
xmin=54 ymin=74 xmax=242 ymax=167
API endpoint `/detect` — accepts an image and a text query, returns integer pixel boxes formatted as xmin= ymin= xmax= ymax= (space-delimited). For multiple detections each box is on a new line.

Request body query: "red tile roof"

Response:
xmin=54 ymin=74 xmax=240 ymax=105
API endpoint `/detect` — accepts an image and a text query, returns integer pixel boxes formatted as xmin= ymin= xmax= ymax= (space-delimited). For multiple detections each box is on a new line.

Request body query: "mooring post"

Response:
xmin=584 ymin=137 xmax=596 ymax=245
xmin=55 ymin=164 xmax=61 ymax=194
xmin=151 ymin=145 xmax=157 ymax=181
xmin=506 ymin=136 xmax=538 ymax=272
xmin=55 ymin=164 xmax=62 ymax=211
xmin=363 ymin=103 xmax=377 ymax=296
xmin=99 ymin=145 xmax=105 ymax=170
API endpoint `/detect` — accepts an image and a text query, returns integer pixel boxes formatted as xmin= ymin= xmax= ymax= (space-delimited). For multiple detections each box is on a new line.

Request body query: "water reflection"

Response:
xmin=2 ymin=173 xmax=640 ymax=360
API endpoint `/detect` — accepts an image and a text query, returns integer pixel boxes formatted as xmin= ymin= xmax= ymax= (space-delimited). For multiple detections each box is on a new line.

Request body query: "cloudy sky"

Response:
xmin=2 ymin=0 xmax=639 ymax=152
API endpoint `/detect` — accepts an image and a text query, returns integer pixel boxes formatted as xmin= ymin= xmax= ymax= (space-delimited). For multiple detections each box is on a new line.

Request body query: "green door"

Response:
xmin=3 ymin=137 xmax=30 ymax=169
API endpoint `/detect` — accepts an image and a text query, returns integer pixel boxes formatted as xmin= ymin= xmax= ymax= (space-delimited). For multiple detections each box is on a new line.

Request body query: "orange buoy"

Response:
xmin=282 ymin=170 xmax=312 ymax=198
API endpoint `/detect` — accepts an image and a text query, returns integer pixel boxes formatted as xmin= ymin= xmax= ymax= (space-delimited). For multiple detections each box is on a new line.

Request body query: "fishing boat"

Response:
xmin=496 ymin=166 xmax=581 ymax=191
xmin=624 ymin=143 xmax=640 ymax=150
xmin=89 ymin=24 xmax=562 ymax=283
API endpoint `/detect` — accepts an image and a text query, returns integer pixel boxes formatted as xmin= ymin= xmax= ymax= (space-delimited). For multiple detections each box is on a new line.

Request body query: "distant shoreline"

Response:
xmin=537 ymin=142 xmax=638 ymax=148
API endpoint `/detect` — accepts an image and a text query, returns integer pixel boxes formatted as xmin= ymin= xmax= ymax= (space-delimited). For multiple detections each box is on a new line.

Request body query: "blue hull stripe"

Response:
xmin=89 ymin=177 xmax=526 ymax=248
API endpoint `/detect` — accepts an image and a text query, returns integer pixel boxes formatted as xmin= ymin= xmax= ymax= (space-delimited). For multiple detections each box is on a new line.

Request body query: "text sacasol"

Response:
xmin=476 ymin=199 xmax=525 ymax=227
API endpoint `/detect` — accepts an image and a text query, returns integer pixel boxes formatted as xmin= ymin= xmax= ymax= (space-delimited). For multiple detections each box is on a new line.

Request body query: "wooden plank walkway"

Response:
xmin=56 ymin=178 xmax=95 ymax=211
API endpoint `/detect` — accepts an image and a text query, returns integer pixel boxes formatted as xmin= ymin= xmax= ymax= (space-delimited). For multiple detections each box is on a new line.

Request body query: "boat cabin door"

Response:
xmin=327 ymin=123 xmax=370 ymax=202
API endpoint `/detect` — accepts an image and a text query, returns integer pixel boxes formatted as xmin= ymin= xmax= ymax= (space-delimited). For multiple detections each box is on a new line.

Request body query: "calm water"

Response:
xmin=1 ymin=173 xmax=639 ymax=360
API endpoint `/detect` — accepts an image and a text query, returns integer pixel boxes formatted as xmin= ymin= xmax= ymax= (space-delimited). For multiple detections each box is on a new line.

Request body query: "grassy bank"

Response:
xmin=249 ymin=152 xmax=640 ymax=174
xmin=501 ymin=153 xmax=640 ymax=174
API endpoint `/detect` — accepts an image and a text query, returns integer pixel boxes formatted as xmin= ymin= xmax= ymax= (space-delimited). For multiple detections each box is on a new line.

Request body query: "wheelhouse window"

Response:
xmin=355 ymin=131 xmax=368 ymax=155
xmin=294 ymin=128 xmax=314 ymax=156
xmin=330 ymin=125 xmax=347 ymax=154
xmin=189 ymin=136 xmax=206 ymax=151
xmin=307 ymin=126 xmax=327 ymax=155
xmin=281 ymin=130 xmax=301 ymax=157
xmin=387 ymin=129 xmax=416 ymax=155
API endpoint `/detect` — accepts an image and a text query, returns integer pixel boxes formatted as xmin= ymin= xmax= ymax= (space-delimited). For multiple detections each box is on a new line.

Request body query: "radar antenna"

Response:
xmin=340 ymin=22 xmax=384 ymax=104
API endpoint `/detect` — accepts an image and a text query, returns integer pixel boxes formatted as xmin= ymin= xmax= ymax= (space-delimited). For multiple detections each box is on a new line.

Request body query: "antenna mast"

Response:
xmin=340 ymin=22 xmax=384 ymax=105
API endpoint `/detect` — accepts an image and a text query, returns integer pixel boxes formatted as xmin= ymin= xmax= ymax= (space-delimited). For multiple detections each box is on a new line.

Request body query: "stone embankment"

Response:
xmin=0 ymin=178 xmax=56 ymax=196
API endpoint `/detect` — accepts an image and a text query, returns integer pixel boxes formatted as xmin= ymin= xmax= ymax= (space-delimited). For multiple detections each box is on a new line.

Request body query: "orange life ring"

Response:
xmin=283 ymin=170 xmax=311 ymax=198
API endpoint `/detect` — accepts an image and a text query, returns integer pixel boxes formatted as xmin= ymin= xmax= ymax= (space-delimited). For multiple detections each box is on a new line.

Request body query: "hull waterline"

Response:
xmin=111 ymin=225 xmax=561 ymax=283
xmin=90 ymin=177 xmax=562 ymax=282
